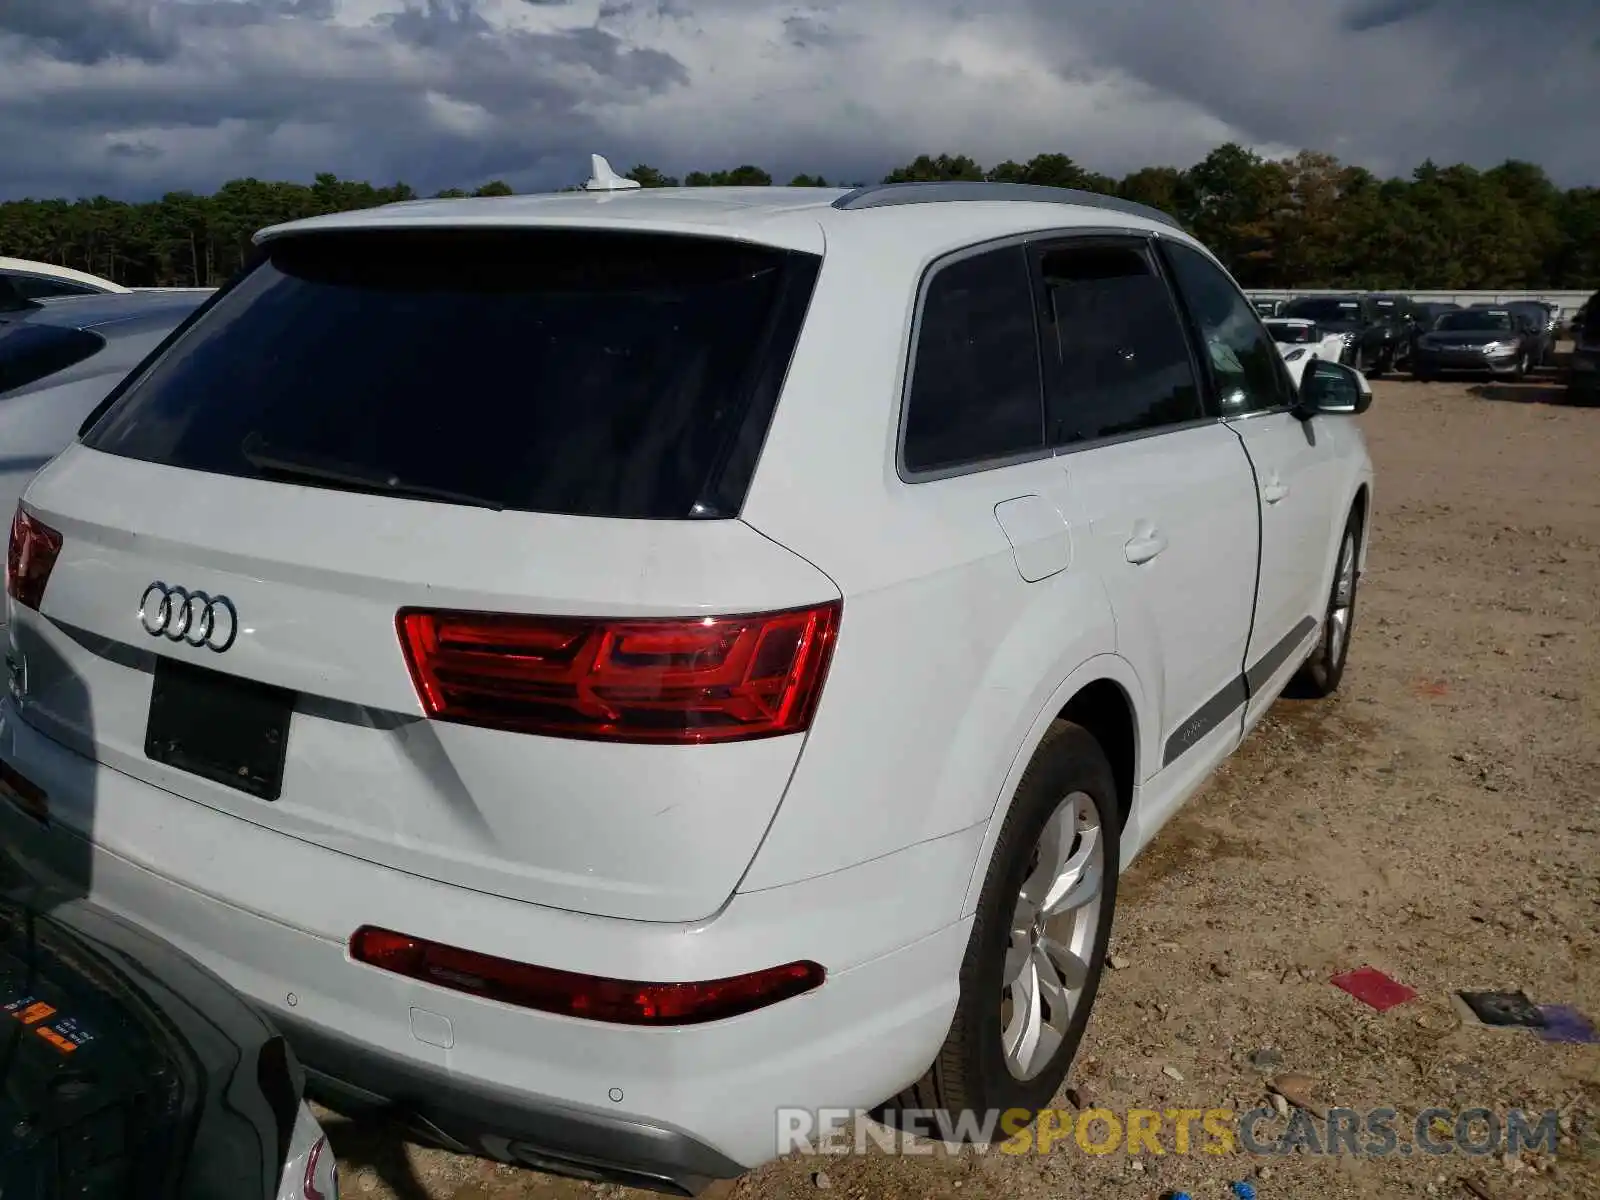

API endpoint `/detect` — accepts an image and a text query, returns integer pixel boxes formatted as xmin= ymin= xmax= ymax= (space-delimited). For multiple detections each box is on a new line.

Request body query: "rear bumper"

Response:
xmin=285 ymin=1014 xmax=744 ymax=1194
xmin=0 ymin=698 xmax=973 ymax=1185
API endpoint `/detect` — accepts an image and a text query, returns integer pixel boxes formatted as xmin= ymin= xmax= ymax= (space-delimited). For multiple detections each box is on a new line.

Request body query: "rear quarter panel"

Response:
xmin=737 ymin=219 xmax=1130 ymax=892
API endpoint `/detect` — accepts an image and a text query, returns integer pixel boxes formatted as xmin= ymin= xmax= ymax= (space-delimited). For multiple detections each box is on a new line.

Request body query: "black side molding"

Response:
xmin=1161 ymin=616 xmax=1319 ymax=767
xmin=1162 ymin=676 xmax=1247 ymax=768
xmin=1245 ymin=615 xmax=1318 ymax=695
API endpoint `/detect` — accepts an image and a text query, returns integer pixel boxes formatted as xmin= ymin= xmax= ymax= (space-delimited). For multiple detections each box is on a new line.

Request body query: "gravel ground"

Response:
xmin=324 ymin=368 xmax=1600 ymax=1200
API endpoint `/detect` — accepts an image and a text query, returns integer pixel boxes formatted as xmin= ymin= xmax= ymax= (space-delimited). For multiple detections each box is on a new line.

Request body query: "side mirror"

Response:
xmin=1296 ymin=359 xmax=1371 ymax=417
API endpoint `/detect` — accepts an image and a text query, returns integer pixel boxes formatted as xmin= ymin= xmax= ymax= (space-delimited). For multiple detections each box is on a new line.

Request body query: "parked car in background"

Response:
xmin=0 ymin=856 xmax=338 ymax=1198
xmin=1364 ymin=295 xmax=1420 ymax=367
xmin=1407 ymin=301 xmax=1460 ymax=328
xmin=1278 ymin=294 xmax=1406 ymax=375
xmin=1 ymin=166 xmax=1375 ymax=1191
xmin=1559 ymin=300 xmax=1584 ymax=340
xmin=1365 ymin=293 xmax=1413 ymax=324
xmin=1250 ymin=296 xmax=1284 ymax=318
xmin=1264 ymin=317 xmax=1348 ymax=385
xmin=0 ymin=289 xmax=209 ymax=584
xmin=1401 ymin=301 xmax=1460 ymax=357
xmin=1488 ymin=301 xmax=1558 ymax=366
xmin=1568 ymin=289 xmax=1599 ymax=405
xmin=1411 ymin=307 xmax=1539 ymax=380
xmin=1536 ymin=300 xmax=1563 ymax=339
xmin=0 ymin=257 xmax=128 ymax=300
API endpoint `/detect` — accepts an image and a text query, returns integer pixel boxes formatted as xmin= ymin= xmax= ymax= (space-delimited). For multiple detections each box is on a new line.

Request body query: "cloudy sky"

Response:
xmin=2 ymin=0 xmax=1597 ymax=201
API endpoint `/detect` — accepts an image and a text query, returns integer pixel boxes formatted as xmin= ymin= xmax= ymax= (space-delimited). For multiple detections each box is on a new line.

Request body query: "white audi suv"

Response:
xmin=1 ymin=163 xmax=1373 ymax=1193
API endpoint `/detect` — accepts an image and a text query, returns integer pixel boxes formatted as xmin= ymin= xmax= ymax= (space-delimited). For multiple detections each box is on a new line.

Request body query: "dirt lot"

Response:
xmin=325 ymin=370 xmax=1600 ymax=1200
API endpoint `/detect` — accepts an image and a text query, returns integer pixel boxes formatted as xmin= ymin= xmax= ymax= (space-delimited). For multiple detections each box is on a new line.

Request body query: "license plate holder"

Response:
xmin=145 ymin=658 xmax=293 ymax=801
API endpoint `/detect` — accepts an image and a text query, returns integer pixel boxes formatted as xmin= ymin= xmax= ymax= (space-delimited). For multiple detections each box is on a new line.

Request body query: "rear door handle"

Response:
xmin=1263 ymin=479 xmax=1289 ymax=504
xmin=1124 ymin=528 xmax=1168 ymax=565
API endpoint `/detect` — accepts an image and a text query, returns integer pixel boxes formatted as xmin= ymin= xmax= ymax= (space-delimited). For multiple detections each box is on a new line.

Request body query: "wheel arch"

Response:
xmin=959 ymin=655 xmax=1148 ymax=917
xmin=1350 ymin=478 xmax=1372 ymax=572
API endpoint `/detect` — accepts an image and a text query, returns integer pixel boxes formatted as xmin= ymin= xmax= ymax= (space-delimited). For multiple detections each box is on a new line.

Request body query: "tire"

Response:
xmin=878 ymin=722 xmax=1119 ymax=1140
xmin=1295 ymin=511 xmax=1361 ymax=697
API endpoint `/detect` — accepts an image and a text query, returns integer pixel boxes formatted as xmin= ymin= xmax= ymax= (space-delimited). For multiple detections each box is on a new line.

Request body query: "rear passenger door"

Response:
xmin=1159 ymin=240 xmax=1343 ymax=728
xmin=1029 ymin=235 xmax=1260 ymax=801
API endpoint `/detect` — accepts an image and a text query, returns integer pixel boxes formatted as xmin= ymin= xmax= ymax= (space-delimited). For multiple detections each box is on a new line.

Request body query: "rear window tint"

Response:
xmin=0 ymin=323 xmax=106 ymax=396
xmin=902 ymin=245 xmax=1044 ymax=473
xmin=84 ymin=231 xmax=819 ymax=519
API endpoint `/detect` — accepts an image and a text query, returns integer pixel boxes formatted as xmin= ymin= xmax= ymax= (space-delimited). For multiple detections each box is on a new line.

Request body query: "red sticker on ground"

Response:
xmin=1330 ymin=966 xmax=1418 ymax=1011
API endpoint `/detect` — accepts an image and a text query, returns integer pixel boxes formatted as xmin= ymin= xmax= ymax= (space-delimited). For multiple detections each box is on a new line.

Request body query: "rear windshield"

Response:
xmin=83 ymin=230 xmax=819 ymax=519
xmin=0 ymin=323 xmax=106 ymax=396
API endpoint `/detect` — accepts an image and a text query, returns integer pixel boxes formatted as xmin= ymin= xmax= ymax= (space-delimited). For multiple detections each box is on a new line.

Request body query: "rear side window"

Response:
xmin=84 ymin=231 xmax=819 ymax=519
xmin=1032 ymin=241 xmax=1202 ymax=445
xmin=0 ymin=323 xmax=106 ymax=396
xmin=902 ymin=245 xmax=1044 ymax=474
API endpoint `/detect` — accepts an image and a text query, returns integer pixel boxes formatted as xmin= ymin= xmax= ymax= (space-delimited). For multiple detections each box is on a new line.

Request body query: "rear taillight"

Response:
xmin=5 ymin=508 xmax=63 ymax=612
xmin=396 ymin=601 xmax=839 ymax=744
xmin=350 ymin=926 xmax=824 ymax=1025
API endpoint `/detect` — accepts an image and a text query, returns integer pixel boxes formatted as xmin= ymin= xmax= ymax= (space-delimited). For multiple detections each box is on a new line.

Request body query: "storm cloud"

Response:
xmin=0 ymin=0 xmax=1594 ymax=200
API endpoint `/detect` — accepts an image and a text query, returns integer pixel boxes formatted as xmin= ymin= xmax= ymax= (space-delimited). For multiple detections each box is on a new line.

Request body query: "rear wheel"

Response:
xmin=1295 ymin=512 xmax=1361 ymax=697
xmin=878 ymin=722 xmax=1118 ymax=1139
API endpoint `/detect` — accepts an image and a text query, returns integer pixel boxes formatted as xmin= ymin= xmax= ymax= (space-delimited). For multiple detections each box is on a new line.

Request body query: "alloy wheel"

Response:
xmin=1328 ymin=531 xmax=1357 ymax=668
xmin=999 ymin=791 xmax=1105 ymax=1081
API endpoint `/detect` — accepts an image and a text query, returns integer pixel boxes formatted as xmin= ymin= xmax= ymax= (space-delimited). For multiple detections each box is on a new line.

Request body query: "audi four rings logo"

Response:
xmin=138 ymin=583 xmax=238 ymax=652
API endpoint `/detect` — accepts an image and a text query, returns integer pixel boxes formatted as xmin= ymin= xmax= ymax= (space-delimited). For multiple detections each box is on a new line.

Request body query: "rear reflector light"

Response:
xmin=396 ymin=601 xmax=840 ymax=744
xmin=349 ymin=926 xmax=825 ymax=1025
xmin=5 ymin=508 xmax=63 ymax=612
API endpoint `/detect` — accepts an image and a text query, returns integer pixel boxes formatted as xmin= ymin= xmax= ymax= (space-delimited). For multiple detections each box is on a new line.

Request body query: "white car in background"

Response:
xmin=1264 ymin=317 xmax=1347 ymax=385
xmin=1 ymin=256 xmax=213 ymax=298
xmin=2 ymin=162 xmax=1374 ymax=1192
xmin=0 ymin=290 xmax=209 ymax=612
xmin=0 ymin=256 xmax=129 ymax=298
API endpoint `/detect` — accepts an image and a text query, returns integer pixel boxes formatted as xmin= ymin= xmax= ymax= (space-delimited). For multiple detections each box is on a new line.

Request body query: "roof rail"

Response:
xmin=830 ymin=181 xmax=1180 ymax=229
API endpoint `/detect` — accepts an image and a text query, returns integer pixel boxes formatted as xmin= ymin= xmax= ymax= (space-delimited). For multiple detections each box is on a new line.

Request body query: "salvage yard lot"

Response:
xmin=327 ymin=372 xmax=1600 ymax=1200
